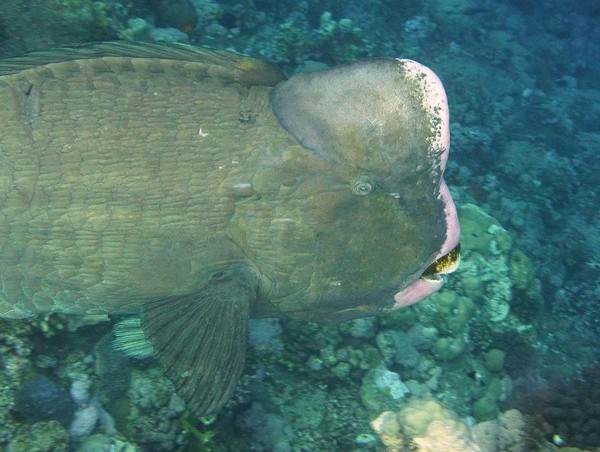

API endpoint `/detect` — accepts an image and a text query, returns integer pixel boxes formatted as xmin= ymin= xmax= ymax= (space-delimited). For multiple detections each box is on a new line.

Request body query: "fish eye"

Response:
xmin=352 ymin=176 xmax=373 ymax=196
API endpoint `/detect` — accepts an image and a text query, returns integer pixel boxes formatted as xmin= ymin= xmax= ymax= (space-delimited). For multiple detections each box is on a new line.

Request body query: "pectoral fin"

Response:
xmin=113 ymin=317 xmax=155 ymax=359
xmin=140 ymin=266 xmax=258 ymax=416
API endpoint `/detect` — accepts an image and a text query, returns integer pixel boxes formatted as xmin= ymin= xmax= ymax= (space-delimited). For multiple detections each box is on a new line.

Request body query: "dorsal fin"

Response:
xmin=0 ymin=41 xmax=285 ymax=86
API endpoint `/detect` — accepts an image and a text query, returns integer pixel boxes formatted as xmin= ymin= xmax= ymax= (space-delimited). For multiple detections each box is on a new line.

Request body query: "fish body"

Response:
xmin=0 ymin=43 xmax=459 ymax=414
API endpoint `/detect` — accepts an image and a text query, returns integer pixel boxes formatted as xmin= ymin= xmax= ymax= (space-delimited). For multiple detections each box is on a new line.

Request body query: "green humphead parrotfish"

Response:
xmin=0 ymin=42 xmax=460 ymax=416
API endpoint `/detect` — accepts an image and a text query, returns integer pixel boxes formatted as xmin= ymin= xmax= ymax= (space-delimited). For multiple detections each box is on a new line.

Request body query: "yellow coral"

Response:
xmin=370 ymin=411 xmax=407 ymax=451
xmin=413 ymin=419 xmax=481 ymax=452
xmin=372 ymin=398 xmax=482 ymax=451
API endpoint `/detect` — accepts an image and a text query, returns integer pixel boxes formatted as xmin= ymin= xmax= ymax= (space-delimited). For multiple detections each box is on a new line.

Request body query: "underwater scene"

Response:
xmin=0 ymin=0 xmax=599 ymax=451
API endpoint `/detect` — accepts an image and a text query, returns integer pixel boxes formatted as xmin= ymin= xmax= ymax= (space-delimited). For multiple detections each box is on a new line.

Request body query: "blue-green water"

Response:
xmin=0 ymin=1 xmax=598 ymax=450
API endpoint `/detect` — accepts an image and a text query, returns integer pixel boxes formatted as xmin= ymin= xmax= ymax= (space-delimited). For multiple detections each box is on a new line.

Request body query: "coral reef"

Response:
xmin=471 ymin=409 xmax=530 ymax=452
xmin=372 ymin=399 xmax=539 ymax=452
xmin=5 ymin=421 xmax=70 ymax=452
xmin=360 ymin=366 xmax=410 ymax=415
xmin=371 ymin=398 xmax=479 ymax=451
xmin=13 ymin=375 xmax=75 ymax=425
xmin=511 ymin=361 xmax=600 ymax=449
xmin=0 ymin=0 xmax=119 ymax=55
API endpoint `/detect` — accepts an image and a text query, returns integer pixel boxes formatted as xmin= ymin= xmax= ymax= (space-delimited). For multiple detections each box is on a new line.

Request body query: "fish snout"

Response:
xmin=391 ymin=179 xmax=461 ymax=309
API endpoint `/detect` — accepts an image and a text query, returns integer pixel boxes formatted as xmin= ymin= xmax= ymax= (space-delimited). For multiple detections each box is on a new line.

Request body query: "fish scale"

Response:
xmin=0 ymin=50 xmax=280 ymax=318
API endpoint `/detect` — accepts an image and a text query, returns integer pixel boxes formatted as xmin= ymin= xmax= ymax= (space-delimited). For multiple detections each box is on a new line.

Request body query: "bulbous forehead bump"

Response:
xmin=270 ymin=58 xmax=450 ymax=192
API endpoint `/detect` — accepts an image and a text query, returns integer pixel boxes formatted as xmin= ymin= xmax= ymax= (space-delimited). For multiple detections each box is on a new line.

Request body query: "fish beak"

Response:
xmin=392 ymin=242 xmax=461 ymax=308
xmin=421 ymin=243 xmax=461 ymax=279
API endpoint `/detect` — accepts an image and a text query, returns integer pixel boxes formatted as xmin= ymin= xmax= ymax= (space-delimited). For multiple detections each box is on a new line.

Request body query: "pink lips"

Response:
xmin=390 ymin=60 xmax=460 ymax=310
xmin=437 ymin=181 xmax=461 ymax=260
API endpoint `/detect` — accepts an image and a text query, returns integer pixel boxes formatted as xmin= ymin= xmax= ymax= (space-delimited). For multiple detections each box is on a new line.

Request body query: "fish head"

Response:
xmin=260 ymin=58 xmax=460 ymax=321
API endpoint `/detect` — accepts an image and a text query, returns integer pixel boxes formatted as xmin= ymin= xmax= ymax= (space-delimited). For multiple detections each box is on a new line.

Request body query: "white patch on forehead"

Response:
xmin=395 ymin=59 xmax=450 ymax=169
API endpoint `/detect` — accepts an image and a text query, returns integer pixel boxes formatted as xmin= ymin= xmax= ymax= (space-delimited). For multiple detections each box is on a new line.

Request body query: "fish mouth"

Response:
xmin=420 ymin=242 xmax=461 ymax=282
xmin=309 ymin=244 xmax=462 ymax=322
xmin=392 ymin=242 xmax=461 ymax=309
